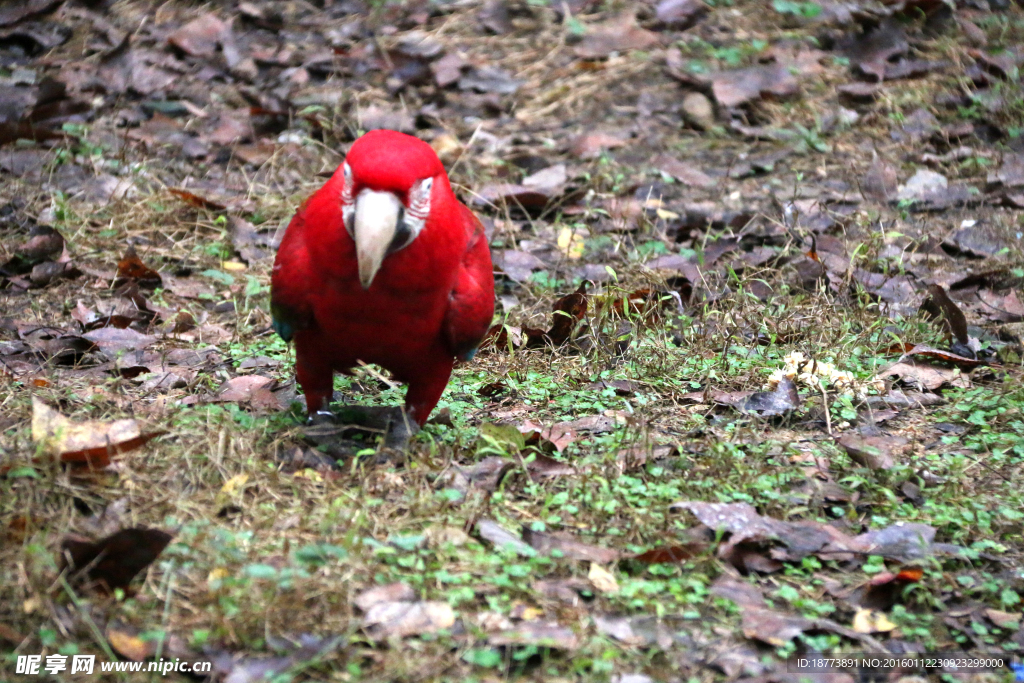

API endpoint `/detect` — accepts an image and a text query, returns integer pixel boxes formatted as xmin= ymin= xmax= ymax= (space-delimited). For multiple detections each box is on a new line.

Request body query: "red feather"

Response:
xmin=271 ymin=130 xmax=495 ymax=425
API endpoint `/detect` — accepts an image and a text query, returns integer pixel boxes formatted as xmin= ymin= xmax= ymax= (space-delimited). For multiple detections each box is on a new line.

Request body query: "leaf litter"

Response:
xmin=1 ymin=0 xmax=1023 ymax=679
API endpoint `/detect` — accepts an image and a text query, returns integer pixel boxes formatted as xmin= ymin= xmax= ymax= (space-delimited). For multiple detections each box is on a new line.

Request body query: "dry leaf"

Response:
xmin=556 ymin=227 xmax=586 ymax=259
xmin=588 ymin=563 xmax=619 ymax=593
xmin=852 ymin=608 xmax=897 ymax=634
xmin=61 ymin=527 xmax=173 ymax=592
xmin=32 ymin=398 xmax=163 ymax=466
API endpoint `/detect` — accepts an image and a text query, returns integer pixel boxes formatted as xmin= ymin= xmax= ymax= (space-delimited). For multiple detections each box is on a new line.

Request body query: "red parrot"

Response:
xmin=270 ymin=130 xmax=495 ymax=435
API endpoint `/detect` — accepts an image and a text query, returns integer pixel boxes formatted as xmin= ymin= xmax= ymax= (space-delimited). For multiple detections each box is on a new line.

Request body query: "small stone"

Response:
xmin=681 ymin=91 xmax=714 ymax=130
xmin=897 ymin=169 xmax=947 ymax=201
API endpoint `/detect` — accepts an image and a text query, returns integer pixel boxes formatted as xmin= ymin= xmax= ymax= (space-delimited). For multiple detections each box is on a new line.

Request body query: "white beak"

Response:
xmin=353 ymin=190 xmax=402 ymax=289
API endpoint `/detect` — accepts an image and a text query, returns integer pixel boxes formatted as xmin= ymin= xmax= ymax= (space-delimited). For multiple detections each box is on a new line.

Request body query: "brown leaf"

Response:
xmin=654 ymin=0 xmax=706 ymax=29
xmin=209 ymin=376 xmax=287 ymax=414
xmin=518 ymin=419 xmax=577 ymax=453
xmin=431 ymin=52 xmax=467 ymax=87
xmin=32 ymin=398 xmax=163 ymax=467
xmin=441 ymin=456 xmax=514 ymax=502
xmin=106 ymin=623 xmax=154 ymax=661
xmin=474 ymin=184 xmax=554 ymax=211
xmin=354 ymin=582 xmax=417 ymax=612
xmin=208 ymin=109 xmax=253 ymax=145
xmin=457 ymin=66 xmax=521 ymax=94
xmin=575 ymin=14 xmax=660 ymax=60
xmin=631 ymin=543 xmax=706 ymax=564
xmin=167 ymin=13 xmax=228 ymax=58
xmin=526 ymin=281 xmax=589 ymax=348
xmin=521 ymin=528 xmax=620 ymax=563
xmin=879 ymin=360 xmax=967 ymax=391
xmin=524 ymin=452 xmax=576 ymax=478
xmin=61 ymin=527 xmax=173 ymax=592
xmin=228 ymin=215 xmax=274 ymax=264
xmin=653 ymin=154 xmax=715 ymax=189
xmin=476 ymin=519 xmax=536 ymax=557
xmin=593 ymin=615 xmax=674 ymax=648
xmin=488 ymin=621 xmax=579 ymax=649
xmin=837 ymin=434 xmax=905 ymax=470
xmin=735 ymin=377 xmax=800 ymax=417
xmin=921 ymin=284 xmax=969 ymax=345
xmin=168 ymin=188 xmax=226 ymax=211
xmin=709 ymin=575 xmax=767 ymax=608
xmin=115 ymin=245 xmax=162 ymax=288
xmin=742 ymin=607 xmax=812 ymax=646
xmin=849 ymin=567 xmax=924 ymax=611
xmin=82 ymin=327 xmax=157 ymax=355
xmin=841 ymin=19 xmax=908 ymax=82
xmin=903 ymin=344 xmax=984 ymax=370
xmin=363 ymin=600 xmax=455 ymax=639
xmin=0 ymin=0 xmax=61 ymax=27
xmin=977 ymin=288 xmax=1024 ymax=323
xmin=711 ymin=64 xmax=798 ymax=108
xmin=861 ymin=152 xmax=898 ymax=203
xmin=570 ymin=132 xmax=627 ymax=159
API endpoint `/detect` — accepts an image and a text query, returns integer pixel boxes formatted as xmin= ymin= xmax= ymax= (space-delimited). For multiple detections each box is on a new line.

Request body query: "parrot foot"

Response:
xmin=301 ymin=405 xmax=419 ymax=463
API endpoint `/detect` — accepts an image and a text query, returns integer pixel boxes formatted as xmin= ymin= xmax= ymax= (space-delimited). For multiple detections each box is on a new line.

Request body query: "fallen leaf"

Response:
xmin=32 ymin=398 xmax=163 ymax=467
xmin=526 ymin=281 xmax=589 ymax=348
xmin=82 ymin=327 xmax=157 ymax=355
xmin=167 ymin=13 xmax=228 ymax=58
xmin=742 ymin=608 xmax=811 ymax=646
xmin=363 ymin=600 xmax=455 ymax=639
xmin=877 ymin=360 xmax=969 ymax=392
xmin=654 ymin=0 xmax=706 ymax=28
xmin=476 ymin=519 xmax=536 ymax=557
xmin=458 ymin=66 xmax=521 ymax=94
xmin=168 ymin=188 xmax=226 ymax=211
xmin=735 ymin=377 xmax=800 ymax=417
xmin=354 ymin=582 xmax=417 ymax=612
xmin=575 ymin=13 xmax=660 ymax=60
xmin=556 ymin=226 xmax=586 ymax=259
xmin=220 ymin=473 xmax=249 ymax=495
xmin=570 ymin=132 xmax=627 ymax=159
xmin=920 ymin=284 xmax=969 ymax=345
xmin=837 ymin=434 xmax=905 ymax=470
xmin=710 ymin=575 xmax=767 ymax=608
xmin=106 ymin=623 xmax=152 ymax=661
xmin=588 ymin=563 xmax=619 ymax=593
xmin=631 ymin=543 xmax=707 ymax=564
xmin=60 ymin=527 xmax=173 ymax=592
xmin=593 ymin=615 xmax=674 ymax=649
xmin=654 ymin=154 xmax=716 ymax=189
xmin=115 ymin=245 xmax=162 ymax=288
xmin=488 ymin=621 xmax=579 ymax=649
xmin=852 ymin=608 xmax=897 ymax=634
xmin=522 ymin=529 xmax=620 ymax=563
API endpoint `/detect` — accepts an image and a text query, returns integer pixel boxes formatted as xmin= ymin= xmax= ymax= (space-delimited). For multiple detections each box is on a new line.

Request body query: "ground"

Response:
xmin=1 ymin=0 xmax=1024 ymax=681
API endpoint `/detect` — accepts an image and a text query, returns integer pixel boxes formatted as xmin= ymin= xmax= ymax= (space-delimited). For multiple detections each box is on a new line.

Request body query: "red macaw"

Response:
xmin=270 ymin=130 xmax=494 ymax=436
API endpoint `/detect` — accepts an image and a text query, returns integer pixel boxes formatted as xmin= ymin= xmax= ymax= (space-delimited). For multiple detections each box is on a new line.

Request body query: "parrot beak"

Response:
xmin=353 ymin=190 xmax=403 ymax=289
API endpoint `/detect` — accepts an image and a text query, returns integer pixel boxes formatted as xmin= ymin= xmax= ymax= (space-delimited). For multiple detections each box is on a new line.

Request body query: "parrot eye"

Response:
xmin=387 ymin=206 xmax=414 ymax=255
xmin=341 ymin=162 xmax=355 ymax=236
xmin=385 ymin=176 xmax=433 ymax=253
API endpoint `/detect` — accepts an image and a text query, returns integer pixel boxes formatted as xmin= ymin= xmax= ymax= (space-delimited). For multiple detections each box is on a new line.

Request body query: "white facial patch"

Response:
xmin=341 ymin=162 xmax=355 ymax=235
xmin=394 ymin=176 xmax=432 ymax=247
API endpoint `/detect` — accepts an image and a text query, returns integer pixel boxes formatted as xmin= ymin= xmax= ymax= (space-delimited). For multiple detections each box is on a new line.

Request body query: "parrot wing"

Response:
xmin=270 ymin=210 xmax=317 ymax=342
xmin=443 ymin=205 xmax=495 ymax=361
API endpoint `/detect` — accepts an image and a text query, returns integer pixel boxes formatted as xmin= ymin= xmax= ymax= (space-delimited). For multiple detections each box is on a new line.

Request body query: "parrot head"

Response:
xmin=340 ymin=130 xmax=449 ymax=289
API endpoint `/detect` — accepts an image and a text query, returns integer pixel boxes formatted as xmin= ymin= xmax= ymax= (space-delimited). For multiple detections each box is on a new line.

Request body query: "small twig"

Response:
xmin=355 ymin=360 xmax=401 ymax=391
xmin=819 ymin=383 xmax=832 ymax=436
